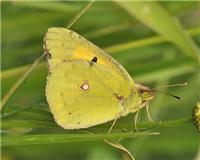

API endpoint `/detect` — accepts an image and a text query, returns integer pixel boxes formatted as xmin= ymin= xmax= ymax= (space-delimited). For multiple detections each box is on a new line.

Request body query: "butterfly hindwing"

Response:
xmin=46 ymin=60 xmax=136 ymax=129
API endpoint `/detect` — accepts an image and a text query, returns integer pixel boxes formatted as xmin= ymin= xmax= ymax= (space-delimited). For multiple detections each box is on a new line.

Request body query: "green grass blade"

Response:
xmin=84 ymin=23 xmax=130 ymax=38
xmin=135 ymin=62 xmax=195 ymax=83
xmin=106 ymin=27 xmax=200 ymax=53
xmin=115 ymin=1 xmax=200 ymax=62
xmin=2 ymin=132 xmax=159 ymax=146
xmin=12 ymin=1 xmax=81 ymax=12
xmin=2 ymin=119 xmax=58 ymax=129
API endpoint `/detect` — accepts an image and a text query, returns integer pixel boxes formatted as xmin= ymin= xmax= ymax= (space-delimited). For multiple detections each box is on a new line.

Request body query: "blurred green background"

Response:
xmin=1 ymin=1 xmax=200 ymax=160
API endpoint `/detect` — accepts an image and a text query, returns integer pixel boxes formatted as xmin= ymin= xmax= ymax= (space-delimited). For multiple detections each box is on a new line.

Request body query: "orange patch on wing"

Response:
xmin=73 ymin=47 xmax=112 ymax=68
xmin=73 ymin=47 xmax=94 ymax=61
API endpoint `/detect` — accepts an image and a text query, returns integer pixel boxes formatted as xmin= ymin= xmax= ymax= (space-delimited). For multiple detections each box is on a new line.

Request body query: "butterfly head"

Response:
xmin=135 ymin=84 xmax=155 ymax=102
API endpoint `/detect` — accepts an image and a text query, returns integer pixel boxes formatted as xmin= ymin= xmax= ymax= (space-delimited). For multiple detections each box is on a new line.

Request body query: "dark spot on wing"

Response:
xmin=62 ymin=59 xmax=67 ymax=62
xmin=68 ymin=112 xmax=72 ymax=115
xmin=89 ymin=57 xmax=98 ymax=66
xmin=113 ymin=93 xmax=125 ymax=105
xmin=46 ymin=52 xmax=51 ymax=60
xmin=92 ymin=57 xmax=98 ymax=63
xmin=43 ymin=36 xmax=51 ymax=59
xmin=113 ymin=93 xmax=124 ymax=101
xmin=47 ymin=63 xmax=52 ymax=74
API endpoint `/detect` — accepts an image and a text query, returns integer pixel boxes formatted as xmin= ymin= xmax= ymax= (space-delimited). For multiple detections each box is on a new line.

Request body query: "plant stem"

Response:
xmin=1 ymin=132 xmax=159 ymax=147
xmin=67 ymin=0 xmax=95 ymax=29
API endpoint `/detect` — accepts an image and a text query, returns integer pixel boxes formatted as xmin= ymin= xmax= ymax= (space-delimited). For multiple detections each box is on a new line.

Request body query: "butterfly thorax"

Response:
xmin=120 ymin=83 xmax=154 ymax=116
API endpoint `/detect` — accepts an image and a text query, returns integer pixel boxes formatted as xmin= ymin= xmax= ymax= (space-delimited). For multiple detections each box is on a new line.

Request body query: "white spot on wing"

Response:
xmin=80 ymin=82 xmax=89 ymax=91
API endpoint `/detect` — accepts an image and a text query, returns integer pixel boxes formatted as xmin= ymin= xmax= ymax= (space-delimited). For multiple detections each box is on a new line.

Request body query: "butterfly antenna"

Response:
xmin=152 ymin=89 xmax=181 ymax=100
xmin=151 ymin=82 xmax=188 ymax=100
xmin=152 ymin=82 xmax=187 ymax=89
xmin=134 ymin=109 xmax=140 ymax=132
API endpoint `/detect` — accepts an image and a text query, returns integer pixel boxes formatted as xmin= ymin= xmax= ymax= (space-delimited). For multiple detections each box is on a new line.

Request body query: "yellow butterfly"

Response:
xmin=44 ymin=27 xmax=154 ymax=129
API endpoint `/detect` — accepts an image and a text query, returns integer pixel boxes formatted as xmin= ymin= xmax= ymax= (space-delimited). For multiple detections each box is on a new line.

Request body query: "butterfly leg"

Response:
xmin=134 ymin=109 xmax=140 ymax=132
xmin=145 ymin=102 xmax=154 ymax=122
xmin=108 ymin=118 xmax=117 ymax=134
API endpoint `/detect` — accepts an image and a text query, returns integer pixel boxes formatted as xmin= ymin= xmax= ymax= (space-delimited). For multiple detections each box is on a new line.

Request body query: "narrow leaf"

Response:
xmin=13 ymin=1 xmax=81 ymax=12
xmin=115 ymin=1 xmax=200 ymax=62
